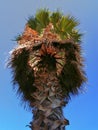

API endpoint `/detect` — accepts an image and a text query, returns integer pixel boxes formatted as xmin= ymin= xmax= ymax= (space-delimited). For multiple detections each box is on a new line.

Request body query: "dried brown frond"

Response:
xmin=18 ymin=24 xmax=39 ymax=44
xmin=58 ymin=42 xmax=87 ymax=98
xmin=8 ymin=47 xmax=36 ymax=102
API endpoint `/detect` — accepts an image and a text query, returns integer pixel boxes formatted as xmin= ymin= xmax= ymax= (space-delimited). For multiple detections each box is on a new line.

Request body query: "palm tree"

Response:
xmin=8 ymin=9 xmax=86 ymax=130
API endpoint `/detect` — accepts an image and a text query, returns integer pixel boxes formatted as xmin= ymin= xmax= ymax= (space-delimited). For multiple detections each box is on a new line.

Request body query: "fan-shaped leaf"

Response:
xmin=35 ymin=9 xmax=50 ymax=32
xmin=27 ymin=16 xmax=37 ymax=30
xmin=50 ymin=10 xmax=62 ymax=25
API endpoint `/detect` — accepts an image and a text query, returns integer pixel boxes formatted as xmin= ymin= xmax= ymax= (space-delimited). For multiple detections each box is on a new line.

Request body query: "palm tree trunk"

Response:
xmin=29 ymin=69 xmax=69 ymax=130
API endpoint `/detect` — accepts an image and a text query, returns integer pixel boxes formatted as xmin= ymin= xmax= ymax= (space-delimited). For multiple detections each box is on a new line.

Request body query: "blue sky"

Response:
xmin=0 ymin=0 xmax=98 ymax=130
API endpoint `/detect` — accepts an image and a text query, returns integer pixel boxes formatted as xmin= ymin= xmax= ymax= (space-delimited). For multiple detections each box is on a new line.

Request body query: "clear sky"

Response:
xmin=0 ymin=0 xmax=98 ymax=130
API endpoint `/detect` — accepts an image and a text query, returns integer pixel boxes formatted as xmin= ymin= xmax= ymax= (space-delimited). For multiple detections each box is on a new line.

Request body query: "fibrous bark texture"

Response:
xmin=29 ymin=70 xmax=69 ymax=130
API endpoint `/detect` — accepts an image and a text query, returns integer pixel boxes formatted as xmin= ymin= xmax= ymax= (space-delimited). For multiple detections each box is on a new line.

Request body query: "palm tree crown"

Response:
xmin=9 ymin=9 xmax=86 ymax=103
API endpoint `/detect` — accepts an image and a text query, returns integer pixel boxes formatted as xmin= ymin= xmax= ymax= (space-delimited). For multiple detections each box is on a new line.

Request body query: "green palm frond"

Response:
xmin=27 ymin=9 xmax=82 ymax=42
xmin=35 ymin=9 xmax=50 ymax=33
xmin=27 ymin=9 xmax=50 ymax=33
xmin=70 ymin=30 xmax=83 ymax=42
xmin=65 ymin=16 xmax=79 ymax=31
xmin=50 ymin=10 xmax=62 ymax=25
xmin=55 ymin=16 xmax=79 ymax=39
xmin=27 ymin=16 xmax=37 ymax=30
xmin=36 ymin=9 xmax=50 ymax=25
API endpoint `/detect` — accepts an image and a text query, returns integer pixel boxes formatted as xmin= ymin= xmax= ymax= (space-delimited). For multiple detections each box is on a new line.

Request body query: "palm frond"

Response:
xmin=58 ymin=42 xmax=87 ymax=98
xmin=70 ymin=30 xmax=83 ymax=42
xmin=50 ymin=10 xmax=62 ymax=26
xmin=27 ymin=16 xmax=37 ymax=30
xmin=15 ymin=34 xmax=22 ymax=41
xmin=55 ymin=15 xmax=79 ymax=39
xmin=8 ymin=47 xmax=36 ymax=102
xmin=65 ymin=16 xmax=79 ymax=31
xmin=35 ymin=9 xmax=50 ymax=32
